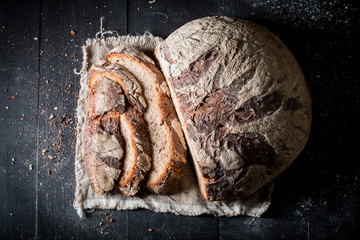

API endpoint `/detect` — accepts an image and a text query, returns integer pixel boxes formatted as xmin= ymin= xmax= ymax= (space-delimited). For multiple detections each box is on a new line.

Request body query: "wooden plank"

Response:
xmin=126 ymin=1 xmax=226 ymax=239
xmin=0 ymin=1 xmax=40 ymax=239
xmin=218 ymin=0 xmax=360 ymax=239
xmin=128 ymin=0 xmax=230 ymax=37
xmin=128 ymin=209 xmax=218 ymax=240
xmin=36 ymin=0 xmax=128 ymax=239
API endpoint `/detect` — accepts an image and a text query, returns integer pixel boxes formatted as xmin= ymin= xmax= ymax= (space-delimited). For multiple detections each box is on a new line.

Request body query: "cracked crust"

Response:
xmin=106 ymin=46 xmax=187 ymax=194
xmin=155 ymin=16 xmax=312 ymax=200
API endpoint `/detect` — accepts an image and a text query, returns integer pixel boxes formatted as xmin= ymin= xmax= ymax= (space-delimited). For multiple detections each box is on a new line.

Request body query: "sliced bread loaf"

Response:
xmin=84 ymin=62 xmax=151 ymax=196
xmin=84 ymin=74 xmax=125 ymax=196
xmin=155 ymin=16 xmax=312 ymax=200
xmin=106 ymin=46 xmax=187 ymax=194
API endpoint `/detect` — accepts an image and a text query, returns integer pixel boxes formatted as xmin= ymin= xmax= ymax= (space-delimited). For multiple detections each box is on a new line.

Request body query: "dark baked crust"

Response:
xmin=155 ymin=16 xmax=312 ymax=200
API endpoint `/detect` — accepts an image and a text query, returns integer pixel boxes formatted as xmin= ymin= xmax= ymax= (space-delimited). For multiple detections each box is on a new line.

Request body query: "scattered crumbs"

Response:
xmin=10 ymin=213 xmax=14 ymax=216
xmin=48 ymin=170 xmax=51 ymax=175
xmin=11 ymin=96 xmax=15 ymax=99
xmin=148 ymin=229 xmax=153 ymax=232
xmin=54 ymin=106 xmax=59 ymax=111
xmin=70 ymin=30 xmax=76 ymax=36
xmin=105 ymin=216 xmax=114 ymax=223
xmin=149 ymin=0 xmax=156 ymax=4
xmin=99 ymin=222 xmax=103 ymax=226
xmin=42 ymin=149 xmax=48 ymax=155
xmin=11 ymin=158 xmax=15 ymax=164
xmin=4 ymin=88 xmax=8 ymax=92
xmin=250 ymin=0 xmax=357 ymax=30
xmin=34 ymin=37 xmax=38 ymax=40
xmin=5 ymin=106 xmax=8 ymax=109
xmin=49 ymin=114 xmax=54 ymax=120
xmin=64 ymin=53 xmax=67 ymax=57
xmin=48 ymin=155 xmax=55 ymax=160
xmin=29 ymin=164 xmax=33 ymax=171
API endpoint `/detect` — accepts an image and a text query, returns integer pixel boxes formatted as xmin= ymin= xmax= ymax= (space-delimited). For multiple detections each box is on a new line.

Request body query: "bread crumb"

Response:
xmin=48 ymin=170 xmax=51 ymax=175
xmin=70 ymin=30 xmax=76 ymax=36
xmin=148 ymin=228 xmax=153 ymax=232
xmin=11 ymin=158 xmax=15 ymax=164
xmin=149 ymin=0 xmax=156 ymax=3
xmin=29 ymin=164 xmax=33 ymax=171
xmin=42 ymin=149 xmax=48 ymax=155
xmin=49 ymin=114 xmax=54 ymax=120
xmin=54 ymin=106 xmax=59 ymax=111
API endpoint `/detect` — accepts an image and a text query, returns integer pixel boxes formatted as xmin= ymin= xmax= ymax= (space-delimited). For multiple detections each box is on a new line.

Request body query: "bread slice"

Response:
xmin=105 ymin=46 xmax=187 ymax=194
xmin=84 ymin=63 xmax=151 ymax=196
xmin=118 ymin=108 xmax=151 ymax=196
xmin=84 ymin=75 xmax=125 ymax=196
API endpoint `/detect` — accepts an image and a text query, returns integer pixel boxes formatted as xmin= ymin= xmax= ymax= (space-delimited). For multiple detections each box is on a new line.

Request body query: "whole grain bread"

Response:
xmin=155 ymin=16 xmax=312 ymax=200
xmin=105 ymin=46 xmax=187 ymax=194
xmin=84 ymin=62 xmax=151 ymax=196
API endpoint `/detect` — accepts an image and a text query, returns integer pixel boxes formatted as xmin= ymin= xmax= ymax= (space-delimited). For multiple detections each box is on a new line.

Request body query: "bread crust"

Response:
xmin=117 ymin=108 xmax=151 ymax=196
xmin=155 ymin=16 xmax=312 ymax=200
xmin=106 ymin=47 xmax=187 ymax=194
xmin=84 ymin=63 xmax=151 ymax=196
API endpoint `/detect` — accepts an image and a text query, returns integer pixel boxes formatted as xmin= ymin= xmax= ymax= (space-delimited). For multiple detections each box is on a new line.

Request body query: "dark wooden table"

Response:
xmin=1 ymin=0 xmax=359 ymax=239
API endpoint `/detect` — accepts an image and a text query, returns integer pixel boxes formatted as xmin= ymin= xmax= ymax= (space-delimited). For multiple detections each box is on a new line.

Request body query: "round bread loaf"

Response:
xmin=155 ymin=16 xmax=312 ymax=200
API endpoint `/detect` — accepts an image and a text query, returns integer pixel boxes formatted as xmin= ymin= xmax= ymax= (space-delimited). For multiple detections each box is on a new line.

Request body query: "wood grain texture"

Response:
xmin=0 ymin=0 xmax=359 ymax=239
xmin=36 ymin=0 xmax=128 ymax=239
xmin=0 ymin=1 xmax=40 ymax=239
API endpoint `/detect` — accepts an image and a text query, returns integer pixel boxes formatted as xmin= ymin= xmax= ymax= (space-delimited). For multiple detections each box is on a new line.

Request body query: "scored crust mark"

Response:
xmin=191 ymin=90 xmax=283 ymax=134
xmin=200 ymin=132 xmax=276 ymax=200
xmin=284 ymin=97 xmax=302 ymax=113
xmin=224 ymin=68 xmax=256 ymax=92
xmin=157 ymin=42 xmax=175 ymax=64
xmin=171 ymin=48 xmax=219 ymax=89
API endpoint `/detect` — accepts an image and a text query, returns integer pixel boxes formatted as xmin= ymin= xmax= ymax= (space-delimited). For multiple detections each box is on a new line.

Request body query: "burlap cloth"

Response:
xmin=73 ymin=33 xmax=274 ymax=218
